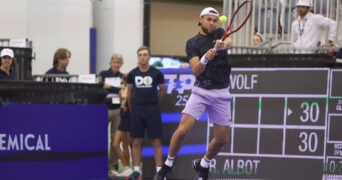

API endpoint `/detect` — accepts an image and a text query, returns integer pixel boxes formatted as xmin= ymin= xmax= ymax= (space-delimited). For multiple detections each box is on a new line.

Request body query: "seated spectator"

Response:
xmin=44 ymin=48 xmax=71 ymax=82
xmin=0 ymin=48 xmax=17 ymax=80
xmin=252 ymin=33 xmax=264 ymax=46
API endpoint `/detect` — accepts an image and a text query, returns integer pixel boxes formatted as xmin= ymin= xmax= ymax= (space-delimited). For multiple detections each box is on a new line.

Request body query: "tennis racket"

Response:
xmin=221 ymin=0 xmax=253 ymax=40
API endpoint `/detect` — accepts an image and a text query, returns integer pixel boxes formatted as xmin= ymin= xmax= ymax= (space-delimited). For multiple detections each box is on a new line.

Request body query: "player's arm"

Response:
xmin=314 ymin=15 xmax=336 ymax=47
xmin=127 ymin=83 xmax=133 ymax=113
xmin=189 ymin=48 xmax=215 ymax=77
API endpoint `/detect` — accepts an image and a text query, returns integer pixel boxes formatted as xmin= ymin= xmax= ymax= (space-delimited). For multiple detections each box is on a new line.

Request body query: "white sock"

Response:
xmin=200 ymin=156 xmax=211 ymax=168
xmin=164 ymin=156 xmax=175 ymax=167
xmin=156 ymin=166 xmax=162 ymax=173
xmin=133 ymin=166 xmax=140 ymax=173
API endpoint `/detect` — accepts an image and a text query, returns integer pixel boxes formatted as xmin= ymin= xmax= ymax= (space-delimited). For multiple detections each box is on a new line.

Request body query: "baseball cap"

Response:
xmin=198 ymin=7 xmax=220 ymax=25
xmin=200 ymin=7 xmax=220 ymax=18
xmin=0 ymin=48 xmax=14 ymax=58
xmin=296 ymin=0 xmax=312 ymax=7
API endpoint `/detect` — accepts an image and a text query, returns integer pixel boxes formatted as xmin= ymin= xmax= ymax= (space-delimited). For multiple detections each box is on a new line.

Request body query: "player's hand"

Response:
xmin=205 ymin=48 xmax=216 ymax=60
xmin=214 ymin=40 xmax=226 ymax=51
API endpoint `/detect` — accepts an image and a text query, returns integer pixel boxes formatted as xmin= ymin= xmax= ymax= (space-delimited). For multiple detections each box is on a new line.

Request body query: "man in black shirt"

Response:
xmin=154 ymin=7 xmax=233 ymax=180
xmin=127 ymin=46 xmax=166 ymax=180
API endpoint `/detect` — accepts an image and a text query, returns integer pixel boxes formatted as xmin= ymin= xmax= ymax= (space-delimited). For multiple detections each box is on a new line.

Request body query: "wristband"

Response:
xmin=200 ymin=55 xmax=208 ymax=65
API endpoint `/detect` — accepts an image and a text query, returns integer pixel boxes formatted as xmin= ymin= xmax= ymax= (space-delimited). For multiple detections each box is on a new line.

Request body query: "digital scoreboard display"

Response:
xmin=210 ymin=68 xmax=342 ymax=179
xmin=142 ymin=68 xmax=342 ymax=180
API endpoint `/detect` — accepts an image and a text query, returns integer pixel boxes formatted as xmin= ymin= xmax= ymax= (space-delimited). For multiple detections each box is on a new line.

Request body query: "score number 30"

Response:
xmin=299 ymin=102 xmax=320 ymax=153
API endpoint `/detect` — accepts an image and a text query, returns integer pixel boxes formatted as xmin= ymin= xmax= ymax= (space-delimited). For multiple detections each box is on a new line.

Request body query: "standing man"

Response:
xmin=0 ymin=48 xmax=17 ymax=80
xmin=99 ymin=53 xmax=125 ymax=176
xmin=290 ymin=0 xmax=337 ymax=51
xmin=127 ymin=46 xmax=166 ymax=180
xmin=154 ymin=7 xmax=232 ymax=180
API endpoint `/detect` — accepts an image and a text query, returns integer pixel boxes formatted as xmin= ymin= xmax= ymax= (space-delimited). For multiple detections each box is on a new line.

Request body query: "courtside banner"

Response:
xmin=0 ymin=103 xmax=108 ymax=180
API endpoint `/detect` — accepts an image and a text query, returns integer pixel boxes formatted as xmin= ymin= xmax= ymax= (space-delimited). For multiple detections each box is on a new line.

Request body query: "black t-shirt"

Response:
xmin=0 ymin=68 xmax=17 ymax=80
xmin=127 ymin=66 xmax=164 ymax=105
xmin=186 ymin=28 xmax=231 ymax=90
xmin=99 ymin=69 xmax=123 ymax=109
xmin=44 ymin=67 xmax=69 ymax=82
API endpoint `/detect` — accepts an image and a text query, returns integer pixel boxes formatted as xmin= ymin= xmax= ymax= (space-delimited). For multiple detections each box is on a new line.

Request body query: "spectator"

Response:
xmin=127 ymin=45 xmax=166 ymax=180
xmin=45 ymin=48 xmax=71 ymax=82
xmin=110 ymin=73 xmax=133 ymax=177
xmin=154 ymin=7 xmax=233 ymax=180
xmin=99 ymin=53 xmax=125 ymax=176
xmin=290 ymin=0 xmax=337 ymax=51
xmin=252 ymin=32 xmax=264 ymax=46
xmin=0 ymin=48 xmax=17 ymax=80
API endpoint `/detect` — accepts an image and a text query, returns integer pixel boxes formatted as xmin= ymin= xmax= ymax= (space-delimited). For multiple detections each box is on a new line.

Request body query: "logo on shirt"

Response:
xmin=135 ymin=76 xmax=153 ymax=88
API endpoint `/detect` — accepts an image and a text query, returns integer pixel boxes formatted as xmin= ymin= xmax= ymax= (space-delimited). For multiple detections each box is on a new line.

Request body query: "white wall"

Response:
xmin=0 ymin=0 xmax=144 ymax=76
xmin=0 ymin=0 xmax=28 ymax=38
xmin=0 ymin=0 xmax=93 ymax=75
xmin=27 ymin=0 xmax=92 ymax=75
xmin=93 ymin=0 xmax=144 ymax=74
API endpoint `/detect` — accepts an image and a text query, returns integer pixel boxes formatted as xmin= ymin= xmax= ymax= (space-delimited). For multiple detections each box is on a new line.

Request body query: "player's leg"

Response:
xmin=154 ymin=88 xmax=207 ymax=179
xmin=153 ymin=114 xmax=196 ymax=180
xmin=193 ymin=87 xmax=232 ymax=180
xmin=168 ymin=114 xmax=197 ymax=157
xmin=169 ymin=87 xmax=208 ymax=158
xmin=193 ymin=125 xmax=230 ymax=180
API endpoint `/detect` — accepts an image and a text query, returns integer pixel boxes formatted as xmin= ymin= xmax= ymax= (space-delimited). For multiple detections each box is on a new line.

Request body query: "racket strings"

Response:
xmin=231 ymin=2 xmax=252 ymax=32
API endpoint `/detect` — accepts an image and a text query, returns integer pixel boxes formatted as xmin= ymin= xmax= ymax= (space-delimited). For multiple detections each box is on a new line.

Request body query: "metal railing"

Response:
xmin=230 ymin=44 xmax=340 ymax=54
xmin=32 ymin=74 xmax=102 ymax=83
xmin=223 ymin=0 xmax=341 ymax=47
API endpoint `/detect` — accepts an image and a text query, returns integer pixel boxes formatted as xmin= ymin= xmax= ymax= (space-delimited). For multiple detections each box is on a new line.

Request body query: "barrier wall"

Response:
xmin=0 ymin=82 xmax=108 ymax=179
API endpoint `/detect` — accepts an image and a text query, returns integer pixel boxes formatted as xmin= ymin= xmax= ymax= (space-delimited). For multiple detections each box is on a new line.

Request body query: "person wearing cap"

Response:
xmin=44 ymin=48 xmax=71 ymax=82
xmin=252 ymin=32 xmax=264 ymax=46
xmin=154 ymin=7 xmax=232 ymax=180
xmin=0 ymin=48 xmax=17 ymax=80
xmin=290 ymin=0 xmax=337 ymax=52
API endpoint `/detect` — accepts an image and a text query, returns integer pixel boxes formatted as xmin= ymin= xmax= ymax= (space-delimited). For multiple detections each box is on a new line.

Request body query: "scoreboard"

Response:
xmin=142 ymin=68 xmax=342 ymax=180
xmin=209 ymin=68 xmax=342 ymax=179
